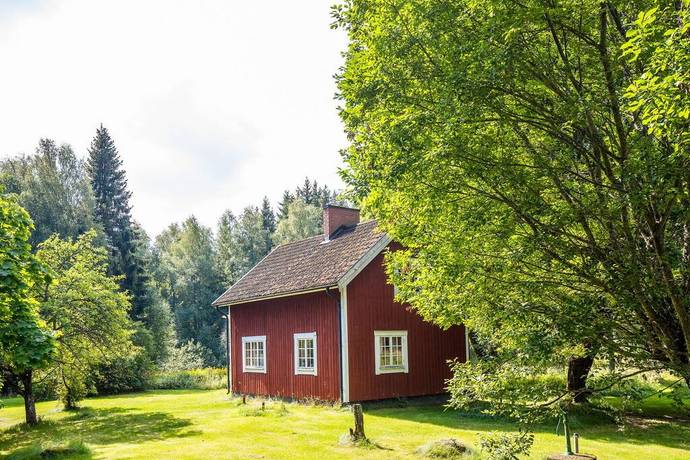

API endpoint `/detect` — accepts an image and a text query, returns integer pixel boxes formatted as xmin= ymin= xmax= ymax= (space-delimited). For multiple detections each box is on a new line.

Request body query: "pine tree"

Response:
xmin=277 ymin=190 xmax=294 ymax=220
xmin=86 ymin=125 xmax=139 ymax=314
xmin=260 ymin=196 xmax=276 ymax=237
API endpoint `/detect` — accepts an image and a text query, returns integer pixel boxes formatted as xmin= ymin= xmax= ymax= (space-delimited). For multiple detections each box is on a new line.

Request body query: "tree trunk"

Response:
xmin=21 ymin=370 xmax=38 ymax=426
xmin=567 ymin=355 xmax=594 ymax=403
xmin=350 ymin=403 xmax=366 ymax=441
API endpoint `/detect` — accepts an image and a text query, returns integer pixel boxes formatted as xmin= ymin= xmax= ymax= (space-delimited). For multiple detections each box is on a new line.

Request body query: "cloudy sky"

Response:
xmin=0 ymin=0 xmax=348 ymax=236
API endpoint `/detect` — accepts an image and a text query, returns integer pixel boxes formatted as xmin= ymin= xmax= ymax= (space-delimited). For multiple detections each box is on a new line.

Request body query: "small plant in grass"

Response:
xmin=7 ymin=440 xmax=91 ymax=460
xmin=478 ymin=431 xmax=534 ymax=460
xmin=416 ymin=438 xmax=471 ymax=458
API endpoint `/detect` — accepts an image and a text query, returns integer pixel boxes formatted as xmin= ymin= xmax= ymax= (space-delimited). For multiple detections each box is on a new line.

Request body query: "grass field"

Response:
xmin=0 ymin=389 xmax=689 ymax=459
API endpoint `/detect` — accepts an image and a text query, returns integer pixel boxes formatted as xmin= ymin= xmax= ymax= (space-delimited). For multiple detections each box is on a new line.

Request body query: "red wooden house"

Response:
xmin=212 ymin=205 xmax=467 ymax=402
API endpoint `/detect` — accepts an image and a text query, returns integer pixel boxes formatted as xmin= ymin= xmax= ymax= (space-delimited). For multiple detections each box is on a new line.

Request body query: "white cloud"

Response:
xmin=0 ymin=0 xmax=348 ymax=236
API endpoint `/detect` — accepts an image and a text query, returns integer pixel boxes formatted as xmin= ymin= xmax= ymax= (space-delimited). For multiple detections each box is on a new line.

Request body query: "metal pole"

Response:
xmin=563 ymin=411 xmax=573 ymax=455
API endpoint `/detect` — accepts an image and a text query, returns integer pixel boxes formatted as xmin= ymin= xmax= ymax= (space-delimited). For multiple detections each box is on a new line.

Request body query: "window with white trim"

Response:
xmin=242 ymin=335 xmax=266 ymax=373
xmin=374 ymin=330 xmax=408 ymax=374
xmin=294 ymin=332 xmax=317 ymax=375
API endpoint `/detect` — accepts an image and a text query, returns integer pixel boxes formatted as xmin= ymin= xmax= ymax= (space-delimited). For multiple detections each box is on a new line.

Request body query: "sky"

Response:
xmin=0 ymin=0 xmax=349 ymax=237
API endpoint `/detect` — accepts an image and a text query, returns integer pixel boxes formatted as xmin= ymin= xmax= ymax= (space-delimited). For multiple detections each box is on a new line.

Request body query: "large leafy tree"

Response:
xmin=0 ymin=194 xmax=54 ymax=425
xmin=153 ymin=217 xmax=224 ymax=363
xmin=34 ymin=231 xmax=133 ymax=409
xmin=272 ymin=199 xmax=323 ymax=246
xmin=0 ymin=139 xmax=97 ymax=246
xmin=216 ymin=207 xmax=272 ymax=286
xmin=334 ymin=0 xmax=690 ymax=408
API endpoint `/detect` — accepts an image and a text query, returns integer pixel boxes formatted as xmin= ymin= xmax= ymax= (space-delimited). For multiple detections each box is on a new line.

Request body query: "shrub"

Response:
xmin=478 ymin=431 xmax=533 ymax=460
xmin=7 ymin=440 xmax=91 ymax=460
xmin=160 ymin=340 xmax=214 ymax=372
xmin=148 ymin=368 xmax=226 ymax=390
xmin=91 ymin=352 xmax=153 ymax=394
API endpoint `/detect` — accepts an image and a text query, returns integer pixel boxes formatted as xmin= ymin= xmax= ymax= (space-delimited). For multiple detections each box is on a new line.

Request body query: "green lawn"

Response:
xmin=0 ymin=389 xmax=688 ymax=459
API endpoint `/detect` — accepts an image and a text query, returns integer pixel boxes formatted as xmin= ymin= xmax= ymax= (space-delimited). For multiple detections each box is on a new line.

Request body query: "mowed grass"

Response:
xmin=0 ymin=389 xmax=688 ymax=459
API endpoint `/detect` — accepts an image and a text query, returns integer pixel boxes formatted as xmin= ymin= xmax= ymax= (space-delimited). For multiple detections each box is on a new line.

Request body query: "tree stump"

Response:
xmin=350 ymin=403 xmax=366 ymax=441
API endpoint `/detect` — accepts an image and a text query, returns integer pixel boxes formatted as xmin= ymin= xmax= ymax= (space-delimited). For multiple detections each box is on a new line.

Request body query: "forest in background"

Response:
xmin=0 ymin=125 xmax=345 ymax=403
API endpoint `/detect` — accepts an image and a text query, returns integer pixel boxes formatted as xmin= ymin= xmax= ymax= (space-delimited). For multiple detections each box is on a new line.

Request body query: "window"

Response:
xmin=294 ymin=332 xmax=317 ymax=375
xmin=242 ymin=336 xmax=266 ymax=373
xmin=374 ymin=330 xmax=408 ymax=374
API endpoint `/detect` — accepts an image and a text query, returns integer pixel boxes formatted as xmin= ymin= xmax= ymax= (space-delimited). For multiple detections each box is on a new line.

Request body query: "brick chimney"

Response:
xmin=323 ymin=205 xmax=360 ymax=240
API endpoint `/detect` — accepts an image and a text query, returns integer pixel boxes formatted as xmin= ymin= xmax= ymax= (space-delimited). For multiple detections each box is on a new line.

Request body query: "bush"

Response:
xmin=7 ymin=440 xmax=91 ymax=460
xmin=91 ymin=352 xmax=153 ymax=394
xmin=148 ymin=368 xmax=226 ymax=390
xmin=160 ymin=340 xmax=214 ymax=372
xmin=478 ymin=431 xmax=533 ymax=460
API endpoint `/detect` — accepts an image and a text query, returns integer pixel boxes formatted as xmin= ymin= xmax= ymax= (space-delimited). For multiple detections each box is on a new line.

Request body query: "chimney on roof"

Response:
xmin=323 ymin=204 xmax=360 ymax=240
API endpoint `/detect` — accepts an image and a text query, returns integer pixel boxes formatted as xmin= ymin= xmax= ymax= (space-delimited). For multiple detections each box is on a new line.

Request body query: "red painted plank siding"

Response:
xmin=230 ymin=290 xmax=341 ymax=400
xmin=346 ymin=249 xmax=466 ymax=402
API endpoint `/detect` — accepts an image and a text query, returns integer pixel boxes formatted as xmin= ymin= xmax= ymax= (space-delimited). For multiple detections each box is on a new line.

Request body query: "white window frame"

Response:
xmin=242 ymin=335 xmax=267 ymax=373
xmin=293 ymin=332 xmax=317 ymax=376
xmin=374 ymin=330 xmax=408 ymax=375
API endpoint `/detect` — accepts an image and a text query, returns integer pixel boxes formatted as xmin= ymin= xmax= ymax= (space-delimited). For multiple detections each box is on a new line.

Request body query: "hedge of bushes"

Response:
xmin=148 ymin=368 xmax=227 ymax=390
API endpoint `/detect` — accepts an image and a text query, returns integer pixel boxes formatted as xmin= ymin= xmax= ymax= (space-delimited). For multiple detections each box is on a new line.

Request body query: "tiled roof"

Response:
xmin=212 ymin=220 xmax=385 ymax=306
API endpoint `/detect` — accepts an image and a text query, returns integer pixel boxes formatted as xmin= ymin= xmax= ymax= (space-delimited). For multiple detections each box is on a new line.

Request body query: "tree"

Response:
xmin=86 ymin=125 xmax=140 ymax=312
xmin=272 ymin=199 xmax=322 ymax=246
xmin=277 ymin=190 xmax=294 ymax=221
xmin=0 ymin=194 xmax=54 ymax=425
xmin=216 ymin=207 xmax=272 ymax=286
xmin=0 ymin=139 xmax=98 ymax=246
xmin=153 ymin=217 xmax=224 ymax=363
xmin=34 ymin=231 xmax=133 ymax=409
xmin=260 ymin=197 xmax=276 ymax=249
xmin=334 ymin=0 xmax=690 ymax=413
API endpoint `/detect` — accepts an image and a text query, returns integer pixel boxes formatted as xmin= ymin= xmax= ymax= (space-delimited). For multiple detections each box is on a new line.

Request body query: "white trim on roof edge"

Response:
xmin=338 ymin=235 xmax=391 ymax=288
xmin=336 ymin=234 xmax=391 ymax=404
xmin=211 ymin=246 xmax=278 ymax=306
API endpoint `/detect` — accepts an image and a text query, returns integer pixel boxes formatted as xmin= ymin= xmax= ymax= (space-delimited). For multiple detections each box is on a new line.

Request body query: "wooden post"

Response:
xmin=242 ymin=395 xmax=246 ymax=405
xmin=261 ymin=402 xmax=265 ymax=411
xmin=351 ymin=403 xmax=366 ymax=441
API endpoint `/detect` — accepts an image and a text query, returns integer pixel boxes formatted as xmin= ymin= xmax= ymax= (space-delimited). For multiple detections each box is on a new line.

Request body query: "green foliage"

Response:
xmin=160 ymin=340 xmax=214 ymax=372
xmin=34 ymin=231 xmax=133 ymax=408
xmin=0 ymin=193 xmax=54 ymax=372
xmin=333 ymin=0 xmax=690 ymax=433
xmin=90 ymin=350 xmax=152 ymax=394
xmin=215 ymin=207 xmax=271 ymax=286
xmin=148 ymin=368 xmax=225 ymax=390
xmin=0 ymin=140 xmax=98 ymax=247
xmin=6 ymin=440 xmax=91 ymax=460
xmin=153 ymin=217 xmax=224 ymax=363
xmin=272 ymin=199 xmax=323 ymax=245
xmin=87 ymin=125 xmax=145 ymax=318
xmin=478 ymin=431 xmax=534 ymax=460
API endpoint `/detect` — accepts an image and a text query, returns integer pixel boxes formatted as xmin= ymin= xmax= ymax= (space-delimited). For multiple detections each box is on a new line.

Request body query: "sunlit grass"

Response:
xmin=0 ymin=389 xmax=688 ymax=459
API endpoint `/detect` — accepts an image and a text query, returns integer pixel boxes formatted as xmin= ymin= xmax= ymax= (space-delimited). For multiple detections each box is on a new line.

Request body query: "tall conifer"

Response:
xmin=86 ymin=125 xmax=140 ymax=315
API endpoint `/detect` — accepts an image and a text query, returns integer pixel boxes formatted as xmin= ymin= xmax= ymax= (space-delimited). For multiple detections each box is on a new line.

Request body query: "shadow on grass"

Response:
xmin=367 ymin=404 xmax=690 ymax=452
xmin=0 ymin=406 xmax=200 ymax=457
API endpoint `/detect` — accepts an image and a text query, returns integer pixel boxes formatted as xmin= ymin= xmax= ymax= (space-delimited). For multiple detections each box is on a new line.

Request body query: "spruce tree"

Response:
xmin=86 ymin=125 xmax=139 ymax=315
xmin=277 ymin=190 xmax=294 ymax=220
xmin=261 ymin=197 xmax=276 ymax=239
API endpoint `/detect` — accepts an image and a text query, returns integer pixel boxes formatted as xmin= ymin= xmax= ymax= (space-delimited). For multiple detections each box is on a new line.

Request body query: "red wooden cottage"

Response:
xmin=212 ymin=205 xmax=467 ymax=402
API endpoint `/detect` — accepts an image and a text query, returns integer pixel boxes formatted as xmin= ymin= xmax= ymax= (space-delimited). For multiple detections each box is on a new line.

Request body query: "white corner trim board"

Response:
xmin=338 ymin=285 xmax=350 ymax=403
